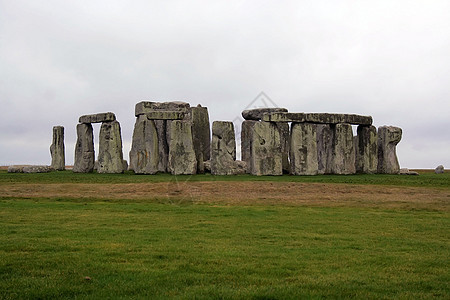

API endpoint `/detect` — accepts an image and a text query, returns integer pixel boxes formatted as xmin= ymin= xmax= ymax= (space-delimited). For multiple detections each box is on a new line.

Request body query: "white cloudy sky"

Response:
xmin=1 ymin=0 xmax=449 ymax=168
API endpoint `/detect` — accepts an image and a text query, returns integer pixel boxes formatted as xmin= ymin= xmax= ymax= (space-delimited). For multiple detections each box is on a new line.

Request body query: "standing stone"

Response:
xmin=129 ymin=115 xmax=159 ymax=174
xmin=155 ymin=120 xmax=169 ymax=172
xmin=251 ymin=122 xmax=282 ymax=176
xmin=73 ymin=123 xmax=95 ymax=173
xmin=356 ymin=125 xmax=378 ymax=174
xmin=276 ymin=122 xmax=290 ymax=173
xmin=211 ymin=121 xmax=237 ymax=175
xmin=168 ymin=120 xmax=197 ymax=175
xmin=435 ymin=165 xmax=444 ymax=174
xmin=377 ymin=126 xmax=402 ymax=174
xmin=241 ymin=120 xmax=258 ymax=173
xmin=50 ymin=126 xmax=65 ymax=171
xmin=316 ymin=124 xmax=333 ymax=174
xmin=97 ymin=120 xmax=124 ymax=174
xmin=191 ymin=106 xmax=211 ymax=173
xmin=330 ymin=123 xmax=356 ymax=175
xmin=290 ymin=123 xmax=318 ymax=175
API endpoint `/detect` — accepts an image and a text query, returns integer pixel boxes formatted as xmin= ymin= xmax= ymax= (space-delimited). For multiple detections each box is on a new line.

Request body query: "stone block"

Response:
xmin=79 ymin=112 xmax=116 ymax=124
xmin=168 ymin=120 xmax=197 ymax=175
xmin=330 ymin=123 xmax=356 ymax=174
xmin=262 ymin=112 xmax=372 ymax=125
xmin=50 ymin=126 xmax=65 ymax=171
xmin=355 ymin=125 xmax=378 ymax=174
xmin=242 ymin=108 xmax=288 ymax=120
xmin=211 ymin=121 xmax=237 ymax=175
xmin=97 ymin=120 xmax=124 ymax=174
xmin=146 ymin=111 xmax=185 ymax=120
xmin=135 ymin=101 xmax=190 ymax=116
xmin=73 ymin=123 xmax=95 ymax=173
xmin=377 ymin=126 xmax=402 ymax=174
xmin=191 ymin=106 xmax=211 ymax=173
xmin=316 ymin=124 xmax=333 ymax=174
xmin=290 ymin=123 xmax=318 ymax=175
xmin=251 ymin=121 xmax=282 ymax=176
xmin=129 ymin=115 xmax=159 ymax=174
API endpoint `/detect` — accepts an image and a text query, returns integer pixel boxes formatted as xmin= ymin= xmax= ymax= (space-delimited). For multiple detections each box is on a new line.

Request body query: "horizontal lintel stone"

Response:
xmin=135 ymin=101 xmax=190 ymax=116
xmin=79 ymin=112 xmax=116 ymax=124
xmin=146 ymin=111 xmax=185 ymax=120
xmin=262 ymin=112 xmax=372 ymax=125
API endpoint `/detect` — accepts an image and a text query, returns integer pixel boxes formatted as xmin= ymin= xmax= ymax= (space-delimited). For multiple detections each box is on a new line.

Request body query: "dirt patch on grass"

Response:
xmin=1 ymin=181 xmax=448 ymax=211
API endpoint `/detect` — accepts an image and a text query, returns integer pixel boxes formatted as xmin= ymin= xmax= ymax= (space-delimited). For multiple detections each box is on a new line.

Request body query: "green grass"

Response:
xmin=1 ymin=170 xmax=449 ymax=188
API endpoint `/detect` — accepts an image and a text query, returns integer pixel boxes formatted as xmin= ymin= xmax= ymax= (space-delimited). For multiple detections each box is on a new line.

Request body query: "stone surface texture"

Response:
xmin=241 ymin=120 xmax=258 ymax=173
xmin=290 ymin=123 xmax=318 ymax=175
xmin=168 ymin=120 xmax=197 ymax=175
xmin=50 ymin=126 xmax=65 ymax=170
xmin=191 ymin=106 xmax=211 ymax=173
xmin=129 ymin=115 xmax=159 ymax=174
xmin=242 ymin=108 xmax=288 ymax=121
xmin=251 ymin=121 xmax=282 ymax=176
xmin=263 ymin=112 xmax=372 ymax=125
xmin=79 ymin=112 xmax=116 ymax=124
xmin=135 ymin=101 xmax=190 ymax=116
xmin=146 ymin=111 xmax=185 ymax=120
xmin=316 ymin=124 xmax=333 ymax=174
xmin=377 ymin=126 xmax=402 ymax=174
xmin=435 ymin=165 xmax=444 ymax=174
xmin=211 ymin=121 xmax=237 ymax=175
xmin=23 ymin=165 xmax=54 ymax=173
xmin=355 ymin=125 xmax=378 ymax=174
xmin=276 ymin=122 xmax=290 ymax=173
xmin=73 ymin=123 xmax=95 ymax=173
xmin=330 ymin=123 xmax=356 ymax=174
xmin=97 ymin=120 xmax=124 ymax=174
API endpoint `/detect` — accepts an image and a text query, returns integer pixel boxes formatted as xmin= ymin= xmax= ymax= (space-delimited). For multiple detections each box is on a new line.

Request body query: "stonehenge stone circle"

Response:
xmin=168 ymin=120 xmax=197 ymax=175
xmin=73 ymin=123 xmax=95 ymax=173
xmin=290 ymin=123 xmax=318 ymax=175
xmin=98 ymin=120 xmax=124 ymax=173
xmin=355 ymin=125 xmax=378 ymax=174
xmin=330 ymin=123 xmax=356 ymax=175
xmin=377 ymin=126 xmax=402 ymax=174
xmin=50 ymin=126 xmax=65 ymax=171
xmin=251 ymin=121 xmax=282 ymax=176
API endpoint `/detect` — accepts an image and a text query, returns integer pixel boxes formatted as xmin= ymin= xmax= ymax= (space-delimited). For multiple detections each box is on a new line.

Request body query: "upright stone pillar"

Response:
xmin=241 ymin=120 xmax=258 ymax=173
xmin=73 ymin=123 xmax=95 ymax=173
xmin=191 ymin=106 xmax=211 ymax=173
xmin=168 ymin=120 xmax=197 ymax=175
xmin=377 ymin=126 xmax=402 ymax=174
xmin=290 ymin=123 xmax=318 ymax=175
xmin=251 ymin=122 xmax=282 ymax=176
xmin=211 ymin=121 xmax=236 ymax=175
xmin=50 ymin=126 xmax=65 ymax=171
xmin=330 ymin=123 xmax=356 ymax=175
xmin=129 ymin=115 xmax=159 ymax=174
xmin=275 ymin=122 xmax=290 ymax=174
xmin=356 ymin=125 xmax=378 ymax=174
xmin=98 ymin=120 xmax=124 ymax=173
xmin=316 ymin=124 xmax=333 ymax=174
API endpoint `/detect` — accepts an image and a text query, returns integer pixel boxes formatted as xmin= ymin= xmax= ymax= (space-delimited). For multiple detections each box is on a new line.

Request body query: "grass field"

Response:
xmin=0 ymin=170 xmax=449 ymax=299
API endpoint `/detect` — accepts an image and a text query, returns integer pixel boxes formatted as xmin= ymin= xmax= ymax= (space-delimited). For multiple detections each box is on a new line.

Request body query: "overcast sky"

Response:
xmin=1 ymin=0 xmax=449 ymax=168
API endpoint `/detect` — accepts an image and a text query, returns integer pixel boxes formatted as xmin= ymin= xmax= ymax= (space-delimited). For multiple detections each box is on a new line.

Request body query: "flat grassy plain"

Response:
xmin=0 ymin=170 xmax=449 ymax=299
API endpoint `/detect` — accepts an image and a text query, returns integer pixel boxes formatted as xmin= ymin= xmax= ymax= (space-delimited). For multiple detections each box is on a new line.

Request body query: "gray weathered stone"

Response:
xmin=7 ymin=165 xmax=29 ymax=173
xmin=290 ymin=123 xmax=318 ymax=175
xmin=146 ymin=111 xmax=185 ymax=120
xmin=97 ymin=120 xmax=124 ymax=174
xmin=73 ymin=123 xmax=95 ymax=173
xmin=242 ymin=108 xmax=288 ymax=121
xmin=231 ymin=160 xmax=248 ymax=175
xmin=399 ymin=168 xmax=410 ymax=175
xmin=168 ymin=120 xmax=197 ymax=175
xmin=204 ymin=160 xmax=211 ymax=173
xmin=191 ymin=106 xmax=211 ymax=173
xmin=251 ymin=121 xmax=282 ymax=176
xmin=23 ymin=165 xmax=54 ymax=173
xmin=262 ymin=112 xmax=372 ymax=125
xmin=129 ymin=115 xmax=159 ymax=174
xmin=355 ymin=125 xmax=378 ymax=174
xmin=330 ymin=123 xmax=356 ymax=175
xmin=377 ymin=126 xmax=402 ymax=174
xmin=154 ymin=120 xmax=169 ymax=172
xmin=135 ymin=101 xmax=190 ymax=116
xmin=79 ymin=112 xmax=116 ymax=124
xmin=211 ymin=121 xmax=237 ymax=175
xmin=276 ymin=122 xmax=290 ymax=173
xmin=316 ymin=124 xmax=333 ymax=174
xmin=435 ymin=165 xmax=444 ymax=174
xmin=241 ymin=120 xmax=258 ymax=173
xmin=50 ymin=126 xmax=65 ymax=171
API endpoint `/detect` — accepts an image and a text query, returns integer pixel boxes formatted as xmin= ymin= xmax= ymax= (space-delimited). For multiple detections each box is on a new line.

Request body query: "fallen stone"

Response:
xmin=262 ymin=112 xmax=372 ymax=125
xmin=168 ymin=120 xmax=197 ymax=175
xmin=408 ymin=171 xmax=419 ymax=175
xmin=79 ymin=112 xmax=116 ymax=124
xmin=330 ymin=123 xmax=356 ymax=175
xmin=146 ymin=111 xmax=185 ymax=120
xmin=290 ymin=123 xmax=318 ymax=175
xmin=23 ymin=165 xmax=54 ymax=173
xmin=129 ymin=115 xmax=159 ymax=174
xmin=435 ymin=165 xmax=444 ymax=174
xmin=242 ymin=108 xmax=288 ymax=121
xmin=50 ymin=126 xmax=65 ymax=171
xmin=135 ymin=101 xmax=190 ymax=116
xmin=355 ymin=125 xmax=378 ymax=174
xmin=97 ymin=120 xmax=124 ymax=174
xmin=191 ymin=106 xmax=211 ymax=173
xmin=7 ymin=165 xmax=30 ymax=173
xmin=377 ymin=126 xmax=402 ymax=174
xmin=73 ymin=123 xmax=95 ymax=173
xmin=251 ymin=121 xmax=282 ymax=176
xmin=316 ymin=124 xmax=333 ymax=174
xmin=399 ymin=168 xmax=410 ymax=175
xmin=211 ymin=121 xmax=237 ymax=175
